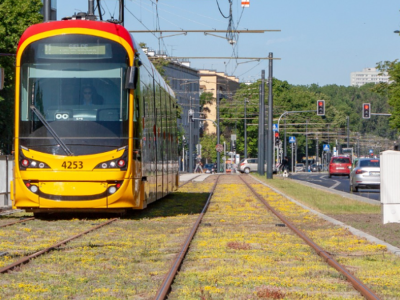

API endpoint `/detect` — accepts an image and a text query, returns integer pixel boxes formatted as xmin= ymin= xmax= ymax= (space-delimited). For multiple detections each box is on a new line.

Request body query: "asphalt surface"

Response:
xmin=290 ymin=172 xmax=380 ymax=202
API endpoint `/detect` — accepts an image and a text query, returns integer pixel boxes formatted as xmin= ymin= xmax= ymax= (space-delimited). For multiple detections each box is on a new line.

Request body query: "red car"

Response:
xmin=329 ymin=156 xmax=352 ymax=178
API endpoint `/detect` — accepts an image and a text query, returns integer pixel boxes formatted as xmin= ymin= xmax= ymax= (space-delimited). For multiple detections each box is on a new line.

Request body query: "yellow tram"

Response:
xmin=11 ymin=18 xmax=179 ymax=214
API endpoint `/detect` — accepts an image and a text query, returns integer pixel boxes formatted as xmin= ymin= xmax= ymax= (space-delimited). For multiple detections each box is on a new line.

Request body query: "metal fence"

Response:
xmin=0 ymin=156 xmax=13 ymax=208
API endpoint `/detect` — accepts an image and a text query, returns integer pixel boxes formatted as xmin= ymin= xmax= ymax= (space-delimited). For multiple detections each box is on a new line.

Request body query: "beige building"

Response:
xmin=199 ymin=70 xmax=240 ymax=134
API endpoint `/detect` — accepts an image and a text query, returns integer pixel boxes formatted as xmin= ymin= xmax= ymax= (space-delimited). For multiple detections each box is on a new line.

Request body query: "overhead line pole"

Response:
xmin=266 ymin=53 xmax=274 ymax=179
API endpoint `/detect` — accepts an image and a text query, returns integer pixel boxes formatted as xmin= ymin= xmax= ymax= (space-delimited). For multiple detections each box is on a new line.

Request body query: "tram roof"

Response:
xmin=18 ymin=20 xmax=134 ymax=52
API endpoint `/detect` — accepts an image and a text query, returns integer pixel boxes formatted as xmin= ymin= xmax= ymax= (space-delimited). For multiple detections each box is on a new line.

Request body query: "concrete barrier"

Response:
xmin=0 ymin=156 xmax=13 ymax=209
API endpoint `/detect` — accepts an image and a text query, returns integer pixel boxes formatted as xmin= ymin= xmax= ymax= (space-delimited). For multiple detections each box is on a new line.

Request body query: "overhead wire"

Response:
xmin=126 ymin=0 xmax=265 ymax=85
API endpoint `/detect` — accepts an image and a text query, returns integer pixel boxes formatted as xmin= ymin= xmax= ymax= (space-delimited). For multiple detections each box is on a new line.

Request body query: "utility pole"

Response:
xmin=217 ymin=89 xmax=220 ymax=173
xmin=43 ymin=0 xmax=51 ymax=21
xmin=189 ymin=97 xmax=193 ymax=173
xmin=258 ymin=70 xmax=265 ymax=175
xmin=305 ymin=119 xmax=309 ymax=172
xmin=244 ymin=98 xmax=249 ymax=158
xmin=316 ymin=135 xmax=319 ymax=166
xmin=347 ymin=116 xmax=350 ymax=148
xmin=266 ymin=53 xmax=274 ymax=179
xmin=284 ymin=116 xmax=287 ymax=157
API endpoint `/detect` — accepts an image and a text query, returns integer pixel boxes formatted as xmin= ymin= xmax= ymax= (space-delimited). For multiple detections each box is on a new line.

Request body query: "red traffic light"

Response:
xmin=363 ymin=103 xmax=371 ymax=119
xmin=317 ymin=100 xmax=325 ymax=116
xmin=275 ymin=132 xmax=279 ymax=137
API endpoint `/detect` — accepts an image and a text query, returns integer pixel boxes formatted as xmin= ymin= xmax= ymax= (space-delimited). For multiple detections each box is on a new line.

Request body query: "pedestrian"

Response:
xmin=281 ymin=156 xmax=289 ymax=172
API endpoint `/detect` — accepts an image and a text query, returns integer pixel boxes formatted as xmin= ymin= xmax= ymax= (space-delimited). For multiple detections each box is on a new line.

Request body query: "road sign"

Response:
xmin=231 ymin=134 xmax=237 ymax=141
xmin=323 ymin=144 xmax=330 ymax=151
xmin=273 ymin=124 xmax=278 ymax=132
xmin=216 ymin=144 xmax=223 ymax=152
xmin=196 ymin=144 xmax=202 ymax=155
xmin=289 ymin=136 xmax=296 ymax=143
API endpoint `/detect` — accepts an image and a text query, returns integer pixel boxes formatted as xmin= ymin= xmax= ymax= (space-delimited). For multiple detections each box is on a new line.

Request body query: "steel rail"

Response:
xmin=0 ymin=218 xmax=118 ymax=274
xmin=239 ymin=176 xmax=380 ymax=300
xmin=0 ymin=217 xmax=35 ymax=228
xmin=154 ymin=175 xmax=220 ymax=300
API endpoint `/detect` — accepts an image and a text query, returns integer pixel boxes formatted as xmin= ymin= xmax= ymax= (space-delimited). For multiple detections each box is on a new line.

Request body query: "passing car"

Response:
xmin=350 ymin=158 xmax=380 ymax=192
xmin=204 ymin=163 xmax=214 ymax=174
xmin=295 ymin=163 xmax=305 ymax=172
xmin=239 ymin=158 xmax=258 ymax=174
xmin=328 ymin=156 xmax=352 ymax=178
xmin=310 ymin=164 xmax=322 ymax=172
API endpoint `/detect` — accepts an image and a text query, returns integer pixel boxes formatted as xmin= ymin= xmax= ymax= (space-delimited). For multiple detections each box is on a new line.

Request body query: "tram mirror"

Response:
xmin=0 ymin=68 xmax=4 ymax=90
xmin=125 ymin=66 xmax=138 ymax=90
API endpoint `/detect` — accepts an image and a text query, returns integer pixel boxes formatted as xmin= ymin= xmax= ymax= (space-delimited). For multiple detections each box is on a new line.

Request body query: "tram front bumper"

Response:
xmin=14 ymin=178 xmax=141 ymax=209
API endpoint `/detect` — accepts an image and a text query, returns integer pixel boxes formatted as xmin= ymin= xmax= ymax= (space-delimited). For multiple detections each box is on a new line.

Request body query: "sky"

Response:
xmin=57 ymin=0 xmax=400 ymax=86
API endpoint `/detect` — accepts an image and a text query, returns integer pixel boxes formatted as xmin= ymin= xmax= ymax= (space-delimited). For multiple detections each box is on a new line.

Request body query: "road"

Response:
xmin=290 ymin=172 xmax=380 ymax=202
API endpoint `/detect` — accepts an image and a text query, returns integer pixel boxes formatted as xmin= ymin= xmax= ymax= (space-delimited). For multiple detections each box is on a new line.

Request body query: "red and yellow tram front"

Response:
xmin=12 ymin=22 xmax=140 ymax=211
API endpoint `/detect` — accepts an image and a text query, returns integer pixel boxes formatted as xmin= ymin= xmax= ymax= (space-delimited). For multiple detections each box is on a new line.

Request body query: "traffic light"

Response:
xmin=363 ymin=103 xmax=371 ymax=119
xmin=274 ymin=132 xmax=280 ymax=144
xmin=317 ymin=100 xmax=325 ymax=116
xmin=232 ymin=141 xmax=236 ymax=151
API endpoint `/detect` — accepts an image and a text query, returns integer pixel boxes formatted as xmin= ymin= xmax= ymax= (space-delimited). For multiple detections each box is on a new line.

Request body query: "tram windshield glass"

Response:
xmin=19 ymin=35 xmax=130 ymax=155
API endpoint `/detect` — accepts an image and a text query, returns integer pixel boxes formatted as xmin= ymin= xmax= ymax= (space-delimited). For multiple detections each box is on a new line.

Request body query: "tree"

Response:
xmin=375 ymin=60 xmax=400 ymax=130
xmin=0 ymin=0 xmax=43 ymax=153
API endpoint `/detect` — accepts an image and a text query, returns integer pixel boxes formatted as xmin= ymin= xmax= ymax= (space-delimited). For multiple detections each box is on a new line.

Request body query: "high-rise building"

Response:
xmin=350 ymin=67 xmax=389 ymax=87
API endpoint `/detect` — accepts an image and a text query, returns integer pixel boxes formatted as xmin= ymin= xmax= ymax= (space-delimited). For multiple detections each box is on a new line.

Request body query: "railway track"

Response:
xmin=0 ymin=175 xmax=394 ymax=298
xmin=154 ymin=175 xmax=219 ymax=299
xmin=239 ymin=175 xmax=379 ymax=300
xmin=156 ymin=174 xmax=381 ymax=299
xmin=0 ymin=218 xmax=118 ymax=273
xmin=0 ymin=217 xmax=35 ymax=228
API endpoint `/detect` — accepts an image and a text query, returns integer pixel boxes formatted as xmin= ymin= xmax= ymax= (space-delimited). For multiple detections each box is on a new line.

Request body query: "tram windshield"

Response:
xmin=19 ymin=35 xmax=130 ymax=156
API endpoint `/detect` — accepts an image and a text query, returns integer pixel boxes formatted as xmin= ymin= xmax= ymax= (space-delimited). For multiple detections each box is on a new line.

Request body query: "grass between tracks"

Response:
xmin=252 ymin=174 xmax=379 ymax=214
xmin=0 ymin=183 xmax=214 ymax=299
xmin=1 ymin=179 xmax=400 ymax=299
xmin=253 ymin=174 xmax=400 ymax=249
xmin=169 ymin=179 xmax=400 ymax=300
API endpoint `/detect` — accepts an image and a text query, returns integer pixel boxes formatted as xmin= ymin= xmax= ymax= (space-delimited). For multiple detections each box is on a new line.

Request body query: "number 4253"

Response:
xmin=61 ymin=161 xmax=83 ymax=169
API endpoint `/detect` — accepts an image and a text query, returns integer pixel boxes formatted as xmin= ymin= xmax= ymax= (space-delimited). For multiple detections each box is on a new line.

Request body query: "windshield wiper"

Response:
xmin=30 ymin=105 xmax=74 ymax=156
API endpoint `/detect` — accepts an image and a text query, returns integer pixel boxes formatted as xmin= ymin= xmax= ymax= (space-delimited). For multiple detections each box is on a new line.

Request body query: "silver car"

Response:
xmin=239 ymin=158 xmax=258 ymax=174
xmin=350 ymin=158 xmax=380 ymax=192
xmin=295 ymin=163 xmax=305 ymax=172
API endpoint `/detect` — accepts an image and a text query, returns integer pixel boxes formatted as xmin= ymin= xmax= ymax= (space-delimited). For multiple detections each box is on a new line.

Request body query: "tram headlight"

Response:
xmin=108 ymin=186 xmax=117 ymax=194
xmin=94 ymin=148 xmax=128 ymax=170
xmin=30 ymin=185 xmax=38 ymax=193
xmin=19 ymin=151 xmax=50 ymax=170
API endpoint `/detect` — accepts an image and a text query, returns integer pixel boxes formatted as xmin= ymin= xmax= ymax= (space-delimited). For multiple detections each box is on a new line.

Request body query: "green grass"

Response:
xmin=252 ymin=174 xmax=380 ymax=215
